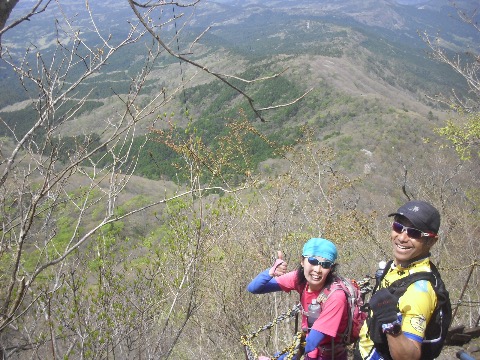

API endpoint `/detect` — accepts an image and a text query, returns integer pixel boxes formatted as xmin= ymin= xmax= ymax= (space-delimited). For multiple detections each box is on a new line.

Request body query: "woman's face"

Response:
xmin=301 ymin=256 xmax=332 ymax=292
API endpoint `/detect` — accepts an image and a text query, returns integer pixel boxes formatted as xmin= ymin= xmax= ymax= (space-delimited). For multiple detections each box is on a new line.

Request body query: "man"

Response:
xmin=356 ymin=200 xmax=445 ymax=360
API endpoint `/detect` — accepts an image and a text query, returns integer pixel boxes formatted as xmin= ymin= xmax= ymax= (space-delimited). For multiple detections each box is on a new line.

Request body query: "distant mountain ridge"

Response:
xmin=203 ymin=0 xmax=476 ymax=46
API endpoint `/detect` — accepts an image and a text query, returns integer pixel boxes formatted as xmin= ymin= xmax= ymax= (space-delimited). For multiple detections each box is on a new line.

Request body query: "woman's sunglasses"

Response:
xmin=392 ymin=221 xmax=437 ymax=239
xmin=306 ymin=257 xmax=333 ymax=269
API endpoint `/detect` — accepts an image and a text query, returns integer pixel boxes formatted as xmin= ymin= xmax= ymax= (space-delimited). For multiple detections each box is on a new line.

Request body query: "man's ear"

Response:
xmin=427 ymin=236 xmax=438 ymax=247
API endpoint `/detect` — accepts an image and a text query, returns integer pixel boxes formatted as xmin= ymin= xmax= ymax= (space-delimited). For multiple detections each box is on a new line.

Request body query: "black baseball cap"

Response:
xmin=388 ymin=200 xmax=440 ymax=234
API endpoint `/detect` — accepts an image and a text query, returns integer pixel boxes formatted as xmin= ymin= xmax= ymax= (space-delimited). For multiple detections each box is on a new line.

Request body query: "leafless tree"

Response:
xmin=418 ymin=2 xmax=480 ymax=330
xmin=0 ymin=1 xmax=312 ymax=358
xmin=420 ymin=3 xmax=479 ymax=112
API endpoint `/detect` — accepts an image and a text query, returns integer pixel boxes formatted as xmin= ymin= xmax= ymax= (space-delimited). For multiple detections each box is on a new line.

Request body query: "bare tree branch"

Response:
xmin=127 ymin=0 xmax=313 ymax=121
xmin=0 ymin=0 xmax=52 ymax=53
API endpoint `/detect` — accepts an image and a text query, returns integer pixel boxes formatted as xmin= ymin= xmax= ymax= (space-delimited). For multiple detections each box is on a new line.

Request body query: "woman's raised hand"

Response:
xmin=269 ymin=250 xmax=288 ymax=277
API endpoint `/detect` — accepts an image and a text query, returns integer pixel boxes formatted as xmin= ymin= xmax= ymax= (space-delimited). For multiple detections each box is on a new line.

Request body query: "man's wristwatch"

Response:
xmin=382 ymin=320 xmax=402 ymax=335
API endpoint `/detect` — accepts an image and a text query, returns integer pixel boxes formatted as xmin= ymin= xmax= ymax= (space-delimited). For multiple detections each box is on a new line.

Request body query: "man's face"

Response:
xmin=390 ymin=216 xmax=437 ymax=265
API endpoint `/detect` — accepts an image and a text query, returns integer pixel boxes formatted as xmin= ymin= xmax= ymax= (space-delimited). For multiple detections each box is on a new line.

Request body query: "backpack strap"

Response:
xmin=373 ymin=259 xmax=439 ymax=295
xmin=317 ymin=277 xmax=354 ymax=345
xmin=314 ymin=280 xmax=344 ymax=357
xmin=372 ymin=259 xmax=393 ymax=294
xmin=386 ymin=261 xmax=444 ymax=298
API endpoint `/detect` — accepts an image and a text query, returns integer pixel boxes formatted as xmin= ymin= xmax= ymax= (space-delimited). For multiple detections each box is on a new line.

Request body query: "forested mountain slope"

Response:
xmin=1 ymin=0 xmax=473 ymax=184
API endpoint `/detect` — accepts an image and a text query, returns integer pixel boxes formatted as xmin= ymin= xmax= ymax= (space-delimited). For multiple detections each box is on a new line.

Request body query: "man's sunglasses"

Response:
xmin=392 ymin=221 xmax=437 ymax=239
xmin=306 ymin=257 xmax=333 ymax=269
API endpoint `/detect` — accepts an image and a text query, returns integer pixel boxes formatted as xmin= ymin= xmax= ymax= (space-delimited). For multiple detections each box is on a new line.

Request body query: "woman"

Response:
xmin=247 ymin=238 xmax=349 ymax=360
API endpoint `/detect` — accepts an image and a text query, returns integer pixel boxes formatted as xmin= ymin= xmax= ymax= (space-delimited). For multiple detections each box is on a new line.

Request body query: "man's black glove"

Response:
xmin=370 ymin=288 xmax=398 ymax=323
xmin=368 ymin=288 xmax=399 ymax=344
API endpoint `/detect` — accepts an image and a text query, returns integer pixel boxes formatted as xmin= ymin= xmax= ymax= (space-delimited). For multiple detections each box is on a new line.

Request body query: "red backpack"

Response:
xmin=319 ymin=276 xmax=368 ymax=345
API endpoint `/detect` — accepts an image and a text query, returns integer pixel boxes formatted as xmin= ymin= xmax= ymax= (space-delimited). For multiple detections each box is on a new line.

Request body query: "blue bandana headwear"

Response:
xmin=302 ymin=238 xmax=338 ymax=263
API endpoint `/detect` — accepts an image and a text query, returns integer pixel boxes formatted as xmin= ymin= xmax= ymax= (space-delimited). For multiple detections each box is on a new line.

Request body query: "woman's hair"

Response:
xmin=296 ymin=260 xmax=339 ymax=290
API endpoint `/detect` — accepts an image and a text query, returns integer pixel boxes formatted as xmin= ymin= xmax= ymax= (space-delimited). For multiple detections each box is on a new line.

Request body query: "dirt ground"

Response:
xmin=437 ymin=338 xmax=480 ymax=360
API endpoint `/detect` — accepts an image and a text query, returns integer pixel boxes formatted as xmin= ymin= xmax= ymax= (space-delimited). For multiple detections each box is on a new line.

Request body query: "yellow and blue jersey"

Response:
xmin=358 ymin=257 xmax=437 ymax=359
